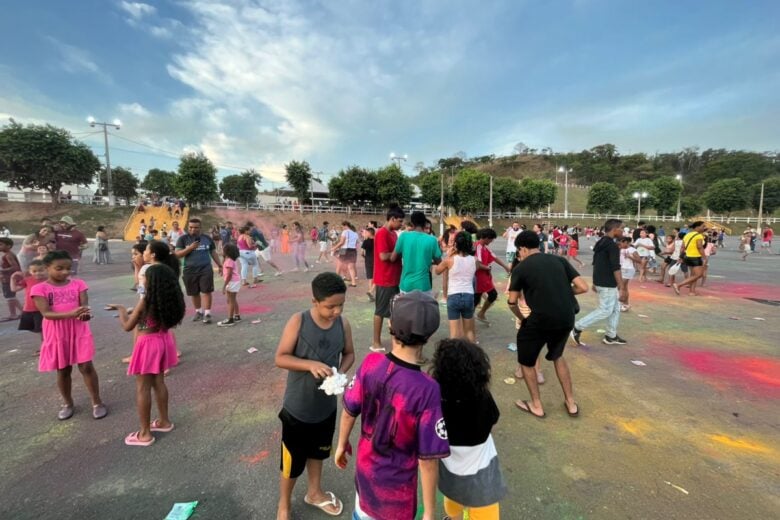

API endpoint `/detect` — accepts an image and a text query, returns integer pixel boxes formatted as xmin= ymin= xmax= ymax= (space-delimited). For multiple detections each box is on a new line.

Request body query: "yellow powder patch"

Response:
xmin=619 ymin=419 xmax=649 ymax=437
xmin=708 ymin=435 xmax=773 ymax=455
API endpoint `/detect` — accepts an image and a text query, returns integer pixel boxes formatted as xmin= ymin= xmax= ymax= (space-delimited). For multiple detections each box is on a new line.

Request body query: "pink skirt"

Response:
xmin=38 ymin=318 xmax=95 ymax=372
xmin=128 ymin=331 xmax=179 ymax=375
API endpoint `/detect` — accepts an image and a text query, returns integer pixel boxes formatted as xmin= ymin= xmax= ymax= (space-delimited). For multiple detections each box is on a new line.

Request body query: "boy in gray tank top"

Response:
xmin=274 ymin=272 xmax=355 ymax=519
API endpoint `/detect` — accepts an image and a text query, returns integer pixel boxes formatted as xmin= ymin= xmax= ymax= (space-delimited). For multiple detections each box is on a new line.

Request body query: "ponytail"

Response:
xmin=148 ymin=240 xmax=180 ymax=277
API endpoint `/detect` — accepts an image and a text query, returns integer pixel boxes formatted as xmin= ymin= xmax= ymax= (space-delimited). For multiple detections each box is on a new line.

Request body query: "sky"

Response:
xmin=1 ymin=0 xmax=778 ymax=185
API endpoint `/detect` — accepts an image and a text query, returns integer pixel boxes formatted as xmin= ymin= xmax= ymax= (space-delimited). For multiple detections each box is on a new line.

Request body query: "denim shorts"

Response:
xmin=447 ymin=292 xmax=475 ymax=320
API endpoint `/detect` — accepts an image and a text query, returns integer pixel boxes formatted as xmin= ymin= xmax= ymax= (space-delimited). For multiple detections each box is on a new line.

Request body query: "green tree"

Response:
xmin=703 ymin=178 xmax=748 ymax=216
xmin=0 ymin=120 xmax=99 ymax=206
xmin=176 ymin=152 xmax=218 ymax=205
xmin=375 ymin=164 xmax=413 ymax=206
xmin=586 ymin=182 xmax=622 ymax=214
xmin=650 ymin=177 xmax=682 ymax=216
xmin=680 ymin=196 xmax=703 ymax=219
xmin=328 ymin=166 xmax=377 ymax=205
xmin=453 ymin=169 xmax=490 ymax=214
xmin=698 ymin=151 xmax=776 ymax=186
xmin=141 ymin=168 xmax=177 ymax=196
xmin=492 ymin=177 xmax=524 ymax=212
xmin=416 ymin=170 xmax=445 ymax=207
xmin=219 ymin=169 xmax=261 ymax=205
xmin=521 ymin=178 xmax=557 ymax=213
xmin=285 ymin=160 xmax=313 ymax=203
xmin=98 ymin=166 xmax=138 ymax=201
xmin=750 ymin=178 xmax=780 ymax=215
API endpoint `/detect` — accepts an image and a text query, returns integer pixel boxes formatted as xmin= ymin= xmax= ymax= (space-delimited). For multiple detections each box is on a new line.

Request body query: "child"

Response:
xmin=131 ymin=242 xmax=146 ymax=291
xmin=474 ymin=228 xmax=510 ymax=325
xmin=740 ymin=231 xmax=752 ymax=261
xmin=567 ymin=234 xmax=584 ymax=268
xmin=361 ymin=227 xmax=375 ymax=301
xmin=274 ymin=272 xmax=356 ymax=520
xmin=619 ymin=237 xmax=640 ymax=312
xmin=435 ymin=231 xmax=480 ymax=342
xmin=0 ymin=237 xmax=22 ymax=321
xmin=633 ymin=230 xmax=655 ymax=282
xmin=11 ymin=259 xmax=48 ymax=338
xmin=31 ymin=251 xmax=107 ymax=420
xmin=219 ymin=244 xmax=241 ymax=327
xmin=108 ymin=264 xmax=185 ymax=446
xmin=335 ymin=291 xmax=450 ymax=520
xmin=431 ymin=338 xmax=506 ymax=520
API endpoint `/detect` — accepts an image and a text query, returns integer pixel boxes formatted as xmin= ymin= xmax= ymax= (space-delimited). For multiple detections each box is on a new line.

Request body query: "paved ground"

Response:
xmin=1 ymin=238 xmax=779 ymax=519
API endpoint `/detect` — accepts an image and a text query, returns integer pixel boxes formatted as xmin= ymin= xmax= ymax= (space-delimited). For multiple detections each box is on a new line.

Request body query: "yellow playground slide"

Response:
xmin=123 ymin=205 xmax=189 ymax=241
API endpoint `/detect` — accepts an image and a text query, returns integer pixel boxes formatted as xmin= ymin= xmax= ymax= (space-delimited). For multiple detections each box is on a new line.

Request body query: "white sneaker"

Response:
xmin=274 ymin=271 xmax=283 ymax=277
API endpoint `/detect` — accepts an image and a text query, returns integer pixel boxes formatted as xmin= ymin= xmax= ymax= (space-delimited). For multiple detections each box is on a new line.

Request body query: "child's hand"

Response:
xmin=334 ymin=442 xmax=352 ymax=469
xmin=308 ymin=361 xmax=332 ymax=379
xmin=70 ymin=306 xmax=90 ymax=318
xmin=104 ymin=304 xmax=123 ymax=311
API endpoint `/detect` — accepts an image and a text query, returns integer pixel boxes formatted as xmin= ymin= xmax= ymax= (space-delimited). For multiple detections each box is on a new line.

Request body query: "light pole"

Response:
xmin=488 ymin=175 xmax=494 ymax=228
xmin=87 ymin=116 xmax=121 ymax=207
xmin=558 ymin=166 xmax=572 ymax=218
xmin=633 ymin=191 xmax=648 ymax=223
xmin=675 ymin=174 xmax=683 ymax=221
xmin=439 ymin=171 xmax=445 ymax=236
xmin=389 ymin=152 xmax=408 ymax=170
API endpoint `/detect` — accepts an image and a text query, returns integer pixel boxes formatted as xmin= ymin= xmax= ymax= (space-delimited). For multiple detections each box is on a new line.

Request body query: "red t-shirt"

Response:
xmin=475 ymin=242 xmax=496 ymax=293
xmin=373 ymin=226 xmax=401 ymax=287
xmin=21 ymin=276 xmax=46 ymax=312
xmin=54 ymin=228 xmax=87 ymax=258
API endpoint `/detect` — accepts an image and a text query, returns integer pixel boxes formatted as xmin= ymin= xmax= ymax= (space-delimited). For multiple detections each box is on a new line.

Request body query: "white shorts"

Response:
xmin=226 ymin=281 xmax=241 ymax=293
xmin=621 ymin=268 xmax=635 ymax=281
xmin=256 ymin=249 xmax=272 ymax=261
xmin=319 ymin=241 xmax=329 ymax=252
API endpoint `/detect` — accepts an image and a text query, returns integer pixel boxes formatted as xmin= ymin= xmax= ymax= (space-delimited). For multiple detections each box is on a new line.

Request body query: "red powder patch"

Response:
xmin=239 ymin=304 xmax=274 ymax=314
xmin=677 ymin=350 xmax=780 ymax=398
xmin=240 ymin=450 xmax=270 ymax=465
xmin=708 ymin=282 xmax=779 ymax=301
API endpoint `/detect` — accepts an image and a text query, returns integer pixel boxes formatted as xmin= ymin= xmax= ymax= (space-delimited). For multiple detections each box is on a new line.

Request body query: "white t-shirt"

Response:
xmin=620 ymin=247 xmax=637 ymax=270
xmin=505 ymin=228 xmax=520 ymax=253
xmin=634 ymin=237 xmax=655 ymax=257
xmin=169 ymin=229 xmax=183 ymax=244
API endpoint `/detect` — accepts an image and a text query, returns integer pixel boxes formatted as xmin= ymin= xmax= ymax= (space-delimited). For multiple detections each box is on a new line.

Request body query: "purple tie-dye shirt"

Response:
xmin=343 ymin=352 xmax=450 ymax=519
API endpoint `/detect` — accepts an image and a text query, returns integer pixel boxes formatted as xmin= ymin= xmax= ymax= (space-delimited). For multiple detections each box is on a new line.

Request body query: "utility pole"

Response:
xmin=675 ymin=174 xmax=683 ymax=221
xmin=439 ymin=170 xmax=445 ymax=236
xmin=488 ymin=175 xmax=493 ymax=228
xmin=87 ymin=116 xmax=121 ymax=207
xmin=757 ymin=182 xmax=765 ymax=236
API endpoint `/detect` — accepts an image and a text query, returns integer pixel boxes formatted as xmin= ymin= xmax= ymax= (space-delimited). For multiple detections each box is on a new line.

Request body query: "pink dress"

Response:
xmin=30 ymin=279 xmax=95 ymax=372
xmin=128 ymin=317 xmax=179 ymax=375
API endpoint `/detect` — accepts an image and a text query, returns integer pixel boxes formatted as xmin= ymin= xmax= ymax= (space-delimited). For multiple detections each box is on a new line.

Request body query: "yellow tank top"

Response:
xmin=684 ymin=232 xmax=703 ymax=258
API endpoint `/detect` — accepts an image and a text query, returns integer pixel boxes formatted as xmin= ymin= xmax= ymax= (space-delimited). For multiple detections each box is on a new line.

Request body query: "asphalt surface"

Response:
xmin=1 ymin=238 xmax=778 ymax=519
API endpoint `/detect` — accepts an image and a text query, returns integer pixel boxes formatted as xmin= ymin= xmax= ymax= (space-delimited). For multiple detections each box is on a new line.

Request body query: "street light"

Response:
xmin=558 ymin=166 xmax=572 ymax=218
xmin=675 ymin=174 xmax=683 ymax=221
xmin=633 ymin=191 xmax=648 ymax=223
xmin=87 ymin=116 xmax=121 ymax=207
xmin=389 ymin=152 xmax=408 ymax=169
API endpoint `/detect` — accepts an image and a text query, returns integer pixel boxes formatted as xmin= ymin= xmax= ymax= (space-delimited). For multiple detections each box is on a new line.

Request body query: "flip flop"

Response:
xmin=515 ymin=399 xmax=546 ymax=418
xmin=564 ymin=402 xmax=580 ymax=417
xmin=124 ymin=431 xmax=155 ymax=447
xmin=150 ymin=419 xmax=175 ymax=432
xmin=303 ymin=491 xmax=343 ymax=517
xmin=672 ymin=283 xmax=680 ymax=295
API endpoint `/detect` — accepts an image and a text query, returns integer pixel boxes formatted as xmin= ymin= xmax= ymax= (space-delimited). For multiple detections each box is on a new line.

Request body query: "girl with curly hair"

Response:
xmin=108 ymin=263 xmax=185 ymax=447
xmin=430 ymin=338 xmax=506 ymax=520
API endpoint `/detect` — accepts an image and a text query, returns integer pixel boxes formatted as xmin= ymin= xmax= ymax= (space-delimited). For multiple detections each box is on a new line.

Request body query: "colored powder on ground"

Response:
xmin=677 ymin=350 xmax=780 ymax=397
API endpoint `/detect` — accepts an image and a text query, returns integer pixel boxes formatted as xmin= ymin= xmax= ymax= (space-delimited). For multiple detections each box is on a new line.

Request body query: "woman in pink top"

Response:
xmin=237 ymin=226 xmax=260 ymax=287
xmin=31 ymin=250 xmax=107 ymax=421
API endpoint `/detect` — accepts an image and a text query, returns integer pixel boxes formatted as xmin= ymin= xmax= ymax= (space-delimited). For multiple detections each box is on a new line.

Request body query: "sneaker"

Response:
xmin=202 ymin=314 xmax=212 ymax=324
xmin=620 ymin=304 xmax=630 ymax=312
xmin=233 ymin=315 xmax=241 ymax=322
xmin=570 ymin=328 xmax=583 ymax=345
xmin=603 ymin=335 xmax=627 ymax=345
xmin=274 ymin=271 xmax=283 ymax=277
xmin=192 ymin=311 xmax=203 ymax=322
xmin=217 ymin=319 xmax=235 ymax=327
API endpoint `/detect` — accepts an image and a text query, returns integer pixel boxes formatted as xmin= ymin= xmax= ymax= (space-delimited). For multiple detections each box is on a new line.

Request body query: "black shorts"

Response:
xmin=364 ymin=260 xmax=374 ymax=280
xmin=183 ymin=269 xmax=214 ymax=296
xmin=663 ymin=256 xmax=674 ymax=265
xmin=516 ymin=322 xmax=570 ymax=367
xmin=374 ymin=285 xmax=399 ymax=318
xmin=2 ymin=281 xmax=15 ymax=300
xmin=18 ymin=311 xmax=43 ymax=333
xmin=684 ymin=257 xmax=703 ymax=267
xmin=279 ymin=408 xmax=336 ymax=479
xmin=474 ymin=288 xmax=498 ymax=306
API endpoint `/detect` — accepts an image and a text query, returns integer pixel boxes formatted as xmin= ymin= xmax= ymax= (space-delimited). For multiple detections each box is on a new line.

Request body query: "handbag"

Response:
xmin=668 ymin=263 xmax=681 ymax=276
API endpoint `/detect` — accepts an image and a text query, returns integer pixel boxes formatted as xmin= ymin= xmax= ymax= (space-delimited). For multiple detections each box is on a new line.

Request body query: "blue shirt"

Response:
xmin=176 ymin=234 xmax=216 ymax=273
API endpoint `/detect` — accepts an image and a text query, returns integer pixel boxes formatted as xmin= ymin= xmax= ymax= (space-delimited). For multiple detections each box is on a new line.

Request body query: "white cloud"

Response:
xmin=44 ymin=37 xmax=112 ymax=84
xmin=118 ymin=102 xmax=151 ymax=117
xmin=119 ymin=1 xmax=156 ymax=20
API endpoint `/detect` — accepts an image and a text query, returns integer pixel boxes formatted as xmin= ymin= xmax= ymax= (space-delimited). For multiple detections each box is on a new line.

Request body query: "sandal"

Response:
xmin=124 ymin=431 xmax=155 ymax=447
xmin=303 ymin=491 xmax=343 ymax=517
xmin=92 ymin=403 xmax=108 ymax=419
xmin=515 ymin=399 xmax=546 ymax=418
xmin=150 ymin=419 xmax=175 ymax=432
xmin=564 ymin=402 xmax=580 ymax=417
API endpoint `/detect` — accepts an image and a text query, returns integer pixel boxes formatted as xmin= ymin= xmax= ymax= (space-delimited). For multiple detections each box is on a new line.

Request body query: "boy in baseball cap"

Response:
xmin=335 ymin=291 xmax=449 ymax=520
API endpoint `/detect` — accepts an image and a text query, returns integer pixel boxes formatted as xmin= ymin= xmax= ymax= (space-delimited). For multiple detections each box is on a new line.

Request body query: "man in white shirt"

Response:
xmin=503 ymin=222 xmax=522 ymax=266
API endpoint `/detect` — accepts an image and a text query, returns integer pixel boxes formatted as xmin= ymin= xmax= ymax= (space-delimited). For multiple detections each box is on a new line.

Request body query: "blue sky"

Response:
xmin=1 ymin=0 xmax=778 ymax=185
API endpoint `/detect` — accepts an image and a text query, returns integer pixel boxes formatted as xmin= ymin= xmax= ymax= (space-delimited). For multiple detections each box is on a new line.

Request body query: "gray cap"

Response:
xmin=390 ymin=291 xmax=440 ymax=345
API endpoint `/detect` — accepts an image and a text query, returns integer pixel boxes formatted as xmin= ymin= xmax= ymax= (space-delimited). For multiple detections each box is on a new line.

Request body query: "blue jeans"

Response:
xmin=575 ymin=286 xmax=621 ymax=338
xmin=447 ymin=292 xmax=475 ymax=320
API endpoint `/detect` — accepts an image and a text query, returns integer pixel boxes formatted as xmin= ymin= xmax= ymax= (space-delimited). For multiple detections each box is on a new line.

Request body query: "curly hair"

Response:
xmin=147 ymin=240 xmax=180 ymax=276
xmin=143 ymin=264 xmax=185 ymax=330
xmin=43 ymin=250 xmax=72 ymax=265
xmin=430 ymin=338 xmax=491 ymax=400
xmin=453 ymin=231 xmax=473 ymax=254
xmin=223 ymin=243 xmax=239 ymax=261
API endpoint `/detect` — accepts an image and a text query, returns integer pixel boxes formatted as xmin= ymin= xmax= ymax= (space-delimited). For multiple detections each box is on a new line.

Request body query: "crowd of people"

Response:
xmin=2 ymin=204 xmax=777 ymax=520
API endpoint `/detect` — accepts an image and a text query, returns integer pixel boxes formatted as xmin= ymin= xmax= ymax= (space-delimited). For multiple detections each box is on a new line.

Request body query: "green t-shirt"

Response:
xmin=394 ymin=230 xmax=441 ymax=292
